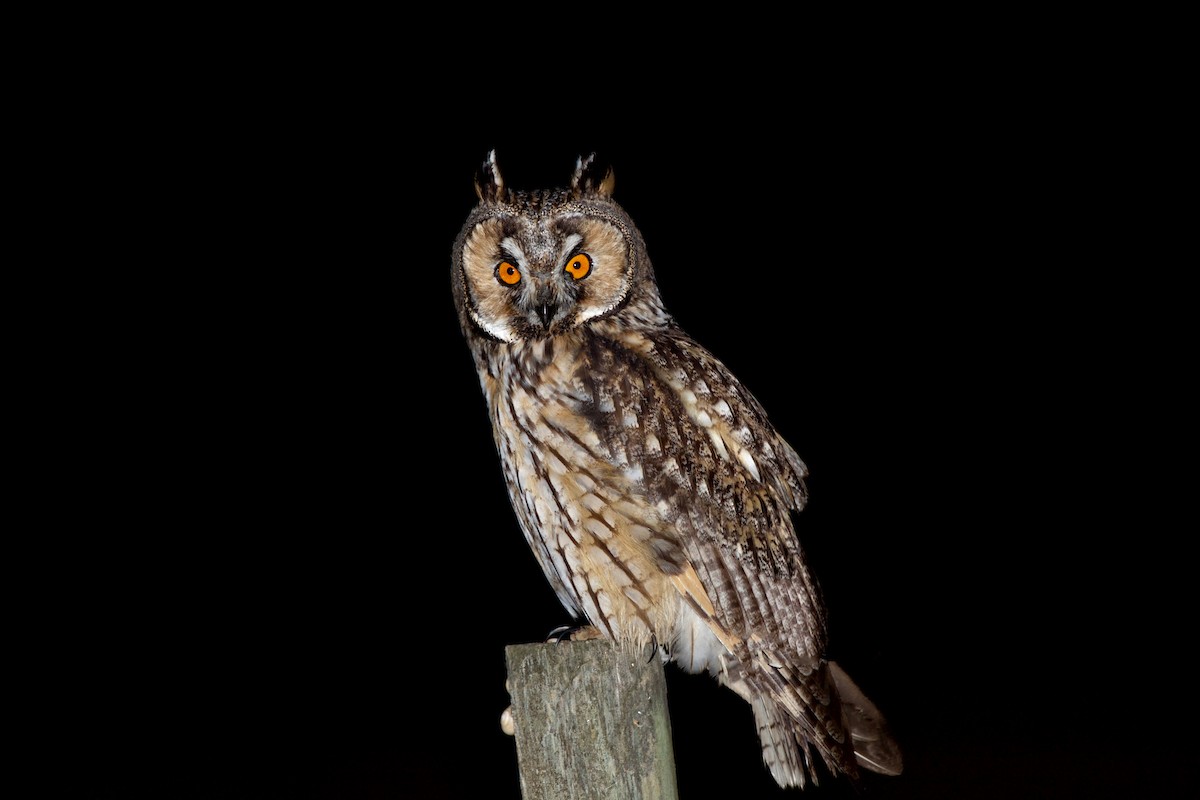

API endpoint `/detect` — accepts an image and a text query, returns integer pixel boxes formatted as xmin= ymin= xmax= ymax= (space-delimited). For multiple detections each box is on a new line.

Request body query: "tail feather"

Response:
xmin=711 ymin=627 xmax=901 ymax=787
xmin=751 ymin=695 xmax=811 ymax=789
xmin=829 ymin=660 xmax=904 ymax=776
xmin=729 ymin=654 xmax=903 ymax=788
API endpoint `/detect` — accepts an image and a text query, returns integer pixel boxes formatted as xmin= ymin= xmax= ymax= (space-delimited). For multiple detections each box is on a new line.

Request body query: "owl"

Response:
xmin=452 ymin=151 xmax=902 ymax=789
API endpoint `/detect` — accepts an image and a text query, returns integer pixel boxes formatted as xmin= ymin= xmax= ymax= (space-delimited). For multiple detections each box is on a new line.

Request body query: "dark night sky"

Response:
xmin=59 ymin=49 xmax=1192 ymax=800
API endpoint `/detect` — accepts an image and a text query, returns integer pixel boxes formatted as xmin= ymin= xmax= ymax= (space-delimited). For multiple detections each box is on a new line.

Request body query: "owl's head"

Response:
xmin=452 ymin=151 xmax=662 ymax=344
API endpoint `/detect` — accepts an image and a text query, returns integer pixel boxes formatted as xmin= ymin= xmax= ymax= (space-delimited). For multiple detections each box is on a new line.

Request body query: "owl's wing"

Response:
xmin=585 ymin=324 xmax=901 ymax=783
xmin=584 ymin=325 xmax=823 ymax=660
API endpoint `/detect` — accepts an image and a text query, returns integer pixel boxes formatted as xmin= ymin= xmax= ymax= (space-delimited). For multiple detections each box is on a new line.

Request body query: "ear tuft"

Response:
xmin=475 ymin=149 xmax=505 ymax=202
xmin=570 ymin=153 xmax=615 ymax=198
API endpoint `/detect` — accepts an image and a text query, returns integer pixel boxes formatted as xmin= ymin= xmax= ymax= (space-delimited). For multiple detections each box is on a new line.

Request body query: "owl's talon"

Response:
xmin=545 ymin=624 xmax=603 ymax=643
xmin=545 ymin=625 xmax=576 ymax=643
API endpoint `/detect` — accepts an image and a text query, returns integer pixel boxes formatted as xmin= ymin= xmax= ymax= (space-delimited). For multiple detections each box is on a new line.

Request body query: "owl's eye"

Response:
xmin=565 ymin=253 xmax=591 ymax=281
xmin=496 ymin=260 xmax=521 ymax=286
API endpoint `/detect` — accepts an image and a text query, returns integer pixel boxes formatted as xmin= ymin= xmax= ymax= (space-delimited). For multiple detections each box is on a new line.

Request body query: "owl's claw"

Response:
xmin=648 ymin=634 xmax=663 ymax=663
xmin=545 ymin=625 xmax=574 ymax=643
xmin=545 ymin=624 xmax=603 ymax=643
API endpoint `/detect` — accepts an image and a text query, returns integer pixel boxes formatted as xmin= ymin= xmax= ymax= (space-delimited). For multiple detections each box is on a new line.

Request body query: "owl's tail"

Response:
xmin=739 ymin=658 xmax=903 ymax=789
xmin=828 ymin=660 xmax=904 ymax=777
xmin=751 ymin=692 xmax=820 ymax=789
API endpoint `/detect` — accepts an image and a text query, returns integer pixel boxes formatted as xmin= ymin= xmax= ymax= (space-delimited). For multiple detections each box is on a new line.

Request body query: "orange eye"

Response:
xmin=496 ymin=260 xmax=521 ymax=286
xmin=565 ymin=253 xmax=591 ymax=281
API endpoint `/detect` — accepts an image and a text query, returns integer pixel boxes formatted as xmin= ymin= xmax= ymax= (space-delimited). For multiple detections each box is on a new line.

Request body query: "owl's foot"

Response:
xmin=648 ymin=633 xmax=666 ymax=663
xmin=545 ymin=624 xmax=604 ymax=643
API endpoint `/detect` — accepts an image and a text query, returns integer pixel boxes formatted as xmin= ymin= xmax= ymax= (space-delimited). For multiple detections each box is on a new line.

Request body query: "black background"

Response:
xmin=53 ymin=37 xmax=1193 ymax=800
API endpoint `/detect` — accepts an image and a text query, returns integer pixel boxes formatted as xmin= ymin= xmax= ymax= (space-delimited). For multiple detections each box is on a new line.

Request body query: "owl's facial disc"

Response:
xmin=460 ymin=214 xmax=630 ymax=342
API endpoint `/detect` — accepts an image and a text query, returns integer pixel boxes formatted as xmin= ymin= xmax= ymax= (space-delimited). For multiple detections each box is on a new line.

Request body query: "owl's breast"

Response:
xmin=480 ymin=334 xmax=688 ymax=647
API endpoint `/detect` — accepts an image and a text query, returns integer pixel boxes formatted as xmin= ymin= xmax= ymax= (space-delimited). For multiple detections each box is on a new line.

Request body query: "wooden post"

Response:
xmin=504 ymin=640 xmax=679 ymax=800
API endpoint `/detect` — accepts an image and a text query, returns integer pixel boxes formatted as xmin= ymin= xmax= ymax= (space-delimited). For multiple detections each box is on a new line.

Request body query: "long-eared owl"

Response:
xmin=451 ymin=151 xmax=902 ymax=789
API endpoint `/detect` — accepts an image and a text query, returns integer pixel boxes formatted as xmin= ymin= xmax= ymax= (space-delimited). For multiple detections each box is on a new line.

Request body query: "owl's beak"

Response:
xmin=529 ymin=281 xmax=561 ymax=333
xmin=537 ymin=303 xmax=557 ymax=329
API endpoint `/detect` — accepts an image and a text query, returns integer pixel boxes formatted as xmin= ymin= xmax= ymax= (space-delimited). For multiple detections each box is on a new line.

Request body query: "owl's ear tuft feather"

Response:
xmin=570 ymin=153 xmax=615 ymax=198
xmin=475 ymin=150 xmax=505 ymax=203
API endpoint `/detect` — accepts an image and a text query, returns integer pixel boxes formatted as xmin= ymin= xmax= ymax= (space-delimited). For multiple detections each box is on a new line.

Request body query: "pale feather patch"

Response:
xmin=610 ymin=498 xmax=649 ymax=522
xmin=671 ymin=600 xmax=726 ymax=675
xmin=706 ymin=428 xmax=730 ymax=460
xmin=583 ymin=517 xmax=613 ymax=541
xmin=558 ymin=233 xmax=583 ymax=260
xmin=466 ymin=305 xmax=517 ymax=342
xmin=580 ymin=492 xmax=605 ymax=514
xmin=738 ymin=449 xmax=762 ymax=482
xmin=499 ymin=236 xmax=527 ymax=264
xmin=623 ymin=586 xmax=650 ymax=609
xmin=668 ymin=565 xmax=744 ymax=661
xmin=624 ymin=555 xmax=651 ymax=583
xmin=596 ymin=589 xmax=614 ymax=617
xmin=662 ymin=456 xmax=683 ymax=482
xmin=545 ymin=546 xmax=574 ymax=599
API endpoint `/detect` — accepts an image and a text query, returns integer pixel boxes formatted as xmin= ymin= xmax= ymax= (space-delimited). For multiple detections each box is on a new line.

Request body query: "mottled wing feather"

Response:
xmin=579 ymin=323 xmax=861 ymax=779
xmin=585 ymin=324 xmax=823 ymax=632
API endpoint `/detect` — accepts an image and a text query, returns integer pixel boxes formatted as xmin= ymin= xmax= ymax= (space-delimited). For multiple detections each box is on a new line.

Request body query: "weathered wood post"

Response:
xmin=504 ymin=640 xmax=679 ymax=800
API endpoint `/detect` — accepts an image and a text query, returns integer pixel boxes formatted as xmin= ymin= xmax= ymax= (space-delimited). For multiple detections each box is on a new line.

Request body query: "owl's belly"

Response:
xmin=511 ymin=464 xmax=681 ymax=650
xmin=515 ymin=491 xmax=729 ymax=679
xmin=493 ymin=401 xmax=680 ymax=648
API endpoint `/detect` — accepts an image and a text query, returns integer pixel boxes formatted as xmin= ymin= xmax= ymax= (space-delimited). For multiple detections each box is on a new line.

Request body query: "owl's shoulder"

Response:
xmin=582 ymin=321 xmax=809 ymax=502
